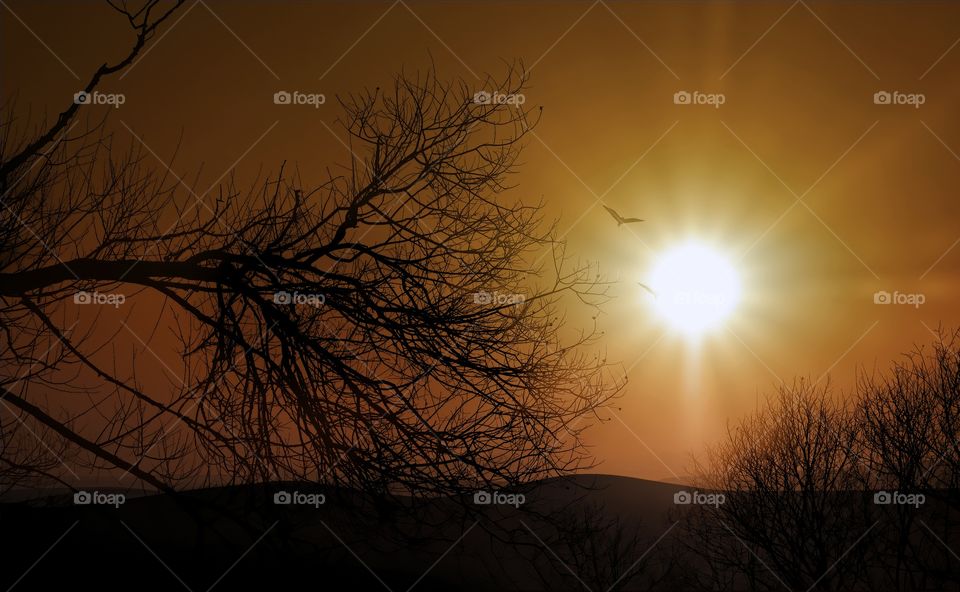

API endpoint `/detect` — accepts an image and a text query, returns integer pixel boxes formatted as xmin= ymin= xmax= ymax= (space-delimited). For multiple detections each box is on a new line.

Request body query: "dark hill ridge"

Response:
xmin=5 ymin=476 xmax=957 ymax=590
xmin=2 ymin=474 xmax=688 ymax=591
xmin=2 ymin=473 xmax=689 ymax=517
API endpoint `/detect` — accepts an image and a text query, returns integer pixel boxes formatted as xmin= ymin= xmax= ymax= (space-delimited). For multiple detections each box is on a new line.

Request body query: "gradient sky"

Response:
xmin=4 ymin=1 xmax=959 ymax=481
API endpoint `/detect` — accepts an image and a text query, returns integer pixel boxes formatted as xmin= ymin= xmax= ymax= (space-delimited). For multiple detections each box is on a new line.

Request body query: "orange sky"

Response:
xmin=4 ymin=1 xmax=960 ymax=481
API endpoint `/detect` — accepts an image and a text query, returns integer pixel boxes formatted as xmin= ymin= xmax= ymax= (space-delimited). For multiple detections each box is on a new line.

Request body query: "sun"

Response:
xmin=647 ymin=242 xmax=741 ymax=336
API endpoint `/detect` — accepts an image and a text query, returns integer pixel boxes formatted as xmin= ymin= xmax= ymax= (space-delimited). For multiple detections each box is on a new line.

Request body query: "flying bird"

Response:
xmin=603 ymin=205 xmax=644 ymax=226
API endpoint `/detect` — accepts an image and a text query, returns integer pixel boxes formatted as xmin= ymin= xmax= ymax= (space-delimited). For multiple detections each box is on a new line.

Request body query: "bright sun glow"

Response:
xmin=648 ymin=242 xmax=741 ymax=337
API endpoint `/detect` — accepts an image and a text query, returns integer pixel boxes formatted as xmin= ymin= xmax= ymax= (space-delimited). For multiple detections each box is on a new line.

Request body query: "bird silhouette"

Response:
xmin=603 ymin=205 xmax=644 ymax=226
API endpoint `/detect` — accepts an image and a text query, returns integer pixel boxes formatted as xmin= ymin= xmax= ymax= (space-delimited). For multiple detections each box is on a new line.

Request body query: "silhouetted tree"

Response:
xmin=682 ymin=381 xmax=874 ymax=591
xmin=528 ymin=502 xmax=672 ymax=591
xmin=857 ymin=329 xmax=960 ymax=590
xmin=0 ymin=1 xmax=622 ymax=497
xmin=683 ymin=334 xmax=960 ymax=591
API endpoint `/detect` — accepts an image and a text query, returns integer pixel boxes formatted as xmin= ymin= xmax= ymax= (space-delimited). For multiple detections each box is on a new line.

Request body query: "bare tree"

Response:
xmin=683 ymin=334 xmax=960 ymax=591
xmin=682 ymin=380 xmax=874 ymax=592
xmin=0 ymin=1 xmax=623 ymax=497
xmin=857 ymin=330 xmax=960 ymax=493
xmin=857 ymin=329 xmax=960 ymax=590
xmin=528 ymin=502 xmax=672 ymax=591
xmin=0 ymin=413 xmax=76 ymax=495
